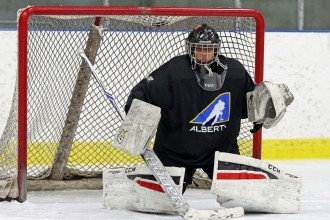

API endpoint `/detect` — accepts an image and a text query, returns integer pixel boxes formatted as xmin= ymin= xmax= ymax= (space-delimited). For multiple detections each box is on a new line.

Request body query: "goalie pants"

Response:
xmin=154 ymin=149 xmax=214 ymax=193
xmin=154 ymin=144 xmax=240 ymax=193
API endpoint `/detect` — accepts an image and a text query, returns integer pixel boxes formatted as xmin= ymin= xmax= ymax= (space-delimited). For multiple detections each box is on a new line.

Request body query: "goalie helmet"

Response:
xmin=185 ymin=24 xmax=221 ymax=66
xmin=185 ymin=24 xmax=228 ymax=91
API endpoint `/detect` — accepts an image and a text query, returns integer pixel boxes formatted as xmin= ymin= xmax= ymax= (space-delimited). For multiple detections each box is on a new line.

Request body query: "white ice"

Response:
xmin=0 ymin=160 xmax=329 ymax=220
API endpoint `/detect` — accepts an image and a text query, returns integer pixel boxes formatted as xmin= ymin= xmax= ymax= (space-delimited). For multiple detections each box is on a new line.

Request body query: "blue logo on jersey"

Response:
xmin=190 ymin=93 xmax=230 ymax=126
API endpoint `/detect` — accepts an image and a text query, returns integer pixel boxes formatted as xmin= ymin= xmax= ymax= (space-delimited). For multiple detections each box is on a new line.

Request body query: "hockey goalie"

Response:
xmin=101 ymin=24 xmax=301 ymax=219
xmin=103 ymin=94 xmax=301 ymax=219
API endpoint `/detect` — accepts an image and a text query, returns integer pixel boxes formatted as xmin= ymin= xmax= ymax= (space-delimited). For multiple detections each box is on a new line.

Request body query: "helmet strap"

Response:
xmin=215 ymin=56 xmax=228 ymax=70
xmin=191 ymin=57 xmax=197 ymax=70
xmin=203 ymin=64 xmax=213 ymax=76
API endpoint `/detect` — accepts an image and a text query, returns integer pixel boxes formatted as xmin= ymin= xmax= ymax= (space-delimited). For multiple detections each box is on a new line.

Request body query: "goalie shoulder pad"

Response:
xmin=247 ymin=81 xmax=294 ymax=129
xmin=112 ymin=99 xmax=161 ymax=155
xmin=211 ymin=152 xmax=302 ymax=214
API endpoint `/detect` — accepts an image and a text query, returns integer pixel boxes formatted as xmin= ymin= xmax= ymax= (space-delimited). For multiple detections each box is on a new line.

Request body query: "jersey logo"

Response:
xmin=190 ymin=93 xmax=230 ymax=126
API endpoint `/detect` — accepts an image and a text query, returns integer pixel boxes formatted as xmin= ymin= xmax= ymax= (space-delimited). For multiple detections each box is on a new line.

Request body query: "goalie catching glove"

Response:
xmin=247 ymin=81 xmax=294 ymax=129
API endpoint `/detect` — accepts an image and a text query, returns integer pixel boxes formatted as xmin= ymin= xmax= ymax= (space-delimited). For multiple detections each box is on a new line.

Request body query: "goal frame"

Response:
xmin=17 ymin=6 xmax=264 ymax=202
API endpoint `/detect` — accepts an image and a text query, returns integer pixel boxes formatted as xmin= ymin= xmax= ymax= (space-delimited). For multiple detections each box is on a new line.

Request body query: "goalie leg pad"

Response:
xmin=103 ymin=166 xmax=185 ymax=214
xmin=211 ymin=152 xmax=302 ymax=213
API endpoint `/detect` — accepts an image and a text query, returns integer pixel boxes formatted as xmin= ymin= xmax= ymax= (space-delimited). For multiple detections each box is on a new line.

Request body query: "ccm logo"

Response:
xmin=125 ymin=167 xmax=136 ymax=173
xmin=268 ymin=164 xmax=280 ymax=173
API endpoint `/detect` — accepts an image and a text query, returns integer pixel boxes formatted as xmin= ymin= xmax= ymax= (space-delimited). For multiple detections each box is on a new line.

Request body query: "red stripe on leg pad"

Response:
xmin=135 ymin=179 xmax=165 ymax=192
xmin=217 ymin=172 xmax=267 ymax=180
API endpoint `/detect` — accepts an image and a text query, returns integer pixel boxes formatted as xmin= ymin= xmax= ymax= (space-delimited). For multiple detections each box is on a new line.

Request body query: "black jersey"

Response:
xmin=125 ymin=54 xmax=255 ymax=167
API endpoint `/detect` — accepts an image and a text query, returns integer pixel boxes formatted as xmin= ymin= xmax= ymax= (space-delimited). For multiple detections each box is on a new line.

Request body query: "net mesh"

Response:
xmin=1 ymin=13 xmax=261 ymax=197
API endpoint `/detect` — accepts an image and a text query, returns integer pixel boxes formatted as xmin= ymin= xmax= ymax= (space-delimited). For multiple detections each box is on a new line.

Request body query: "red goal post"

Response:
xmin=0 ymin=6 xmax=264 ymax=202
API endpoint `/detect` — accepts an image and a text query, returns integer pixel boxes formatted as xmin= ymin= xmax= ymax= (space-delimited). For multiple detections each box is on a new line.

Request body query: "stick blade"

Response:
xmin=184 ymin=207 xmax=244 ymax=220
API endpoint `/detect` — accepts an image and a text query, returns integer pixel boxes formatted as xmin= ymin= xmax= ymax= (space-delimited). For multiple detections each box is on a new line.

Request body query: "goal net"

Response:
xmin=0 ymin=6 xmax=264 ymax=202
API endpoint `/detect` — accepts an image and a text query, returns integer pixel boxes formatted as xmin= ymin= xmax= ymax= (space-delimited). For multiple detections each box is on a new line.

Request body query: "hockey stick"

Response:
xmin=78 ymin=50 xmax=244 ymax=220
xmin=78 ymin=50 xmax=124 ymax=120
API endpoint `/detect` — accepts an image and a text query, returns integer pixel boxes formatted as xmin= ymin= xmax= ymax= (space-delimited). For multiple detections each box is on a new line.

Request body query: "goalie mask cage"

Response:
xmin=0 ymin=6 xmax=264 ymax=202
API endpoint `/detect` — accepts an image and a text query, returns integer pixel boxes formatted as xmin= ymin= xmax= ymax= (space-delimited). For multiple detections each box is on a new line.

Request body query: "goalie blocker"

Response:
xmin=112 ymin=99 xmax=161 ymax=155
xmin=211 ymin=152 xmax=302 ymax=213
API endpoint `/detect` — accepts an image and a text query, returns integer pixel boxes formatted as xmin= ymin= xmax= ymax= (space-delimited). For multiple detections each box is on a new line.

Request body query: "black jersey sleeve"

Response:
xmin=124 ymin=78 xmax=150 ymax=114
xmin=124 ymin=62 xmax=172 ymax=114
xmin=241 ymin=70 xmax=256 ymax=118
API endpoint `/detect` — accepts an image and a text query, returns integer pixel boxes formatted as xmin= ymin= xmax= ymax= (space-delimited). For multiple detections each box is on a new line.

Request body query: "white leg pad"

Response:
xmin=211 ymin=152 xmax=302 ymax=213
xmin=103 ymin=166 xmax=185 ymax=214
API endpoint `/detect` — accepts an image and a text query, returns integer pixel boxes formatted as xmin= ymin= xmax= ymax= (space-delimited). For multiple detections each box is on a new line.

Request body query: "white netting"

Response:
xmin=0 ymin=11 xmax=262 ymax=200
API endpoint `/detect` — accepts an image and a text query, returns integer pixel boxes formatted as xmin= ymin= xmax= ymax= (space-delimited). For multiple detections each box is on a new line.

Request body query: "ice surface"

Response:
xmin=0 ymin=160 xmax=329 ymax=220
